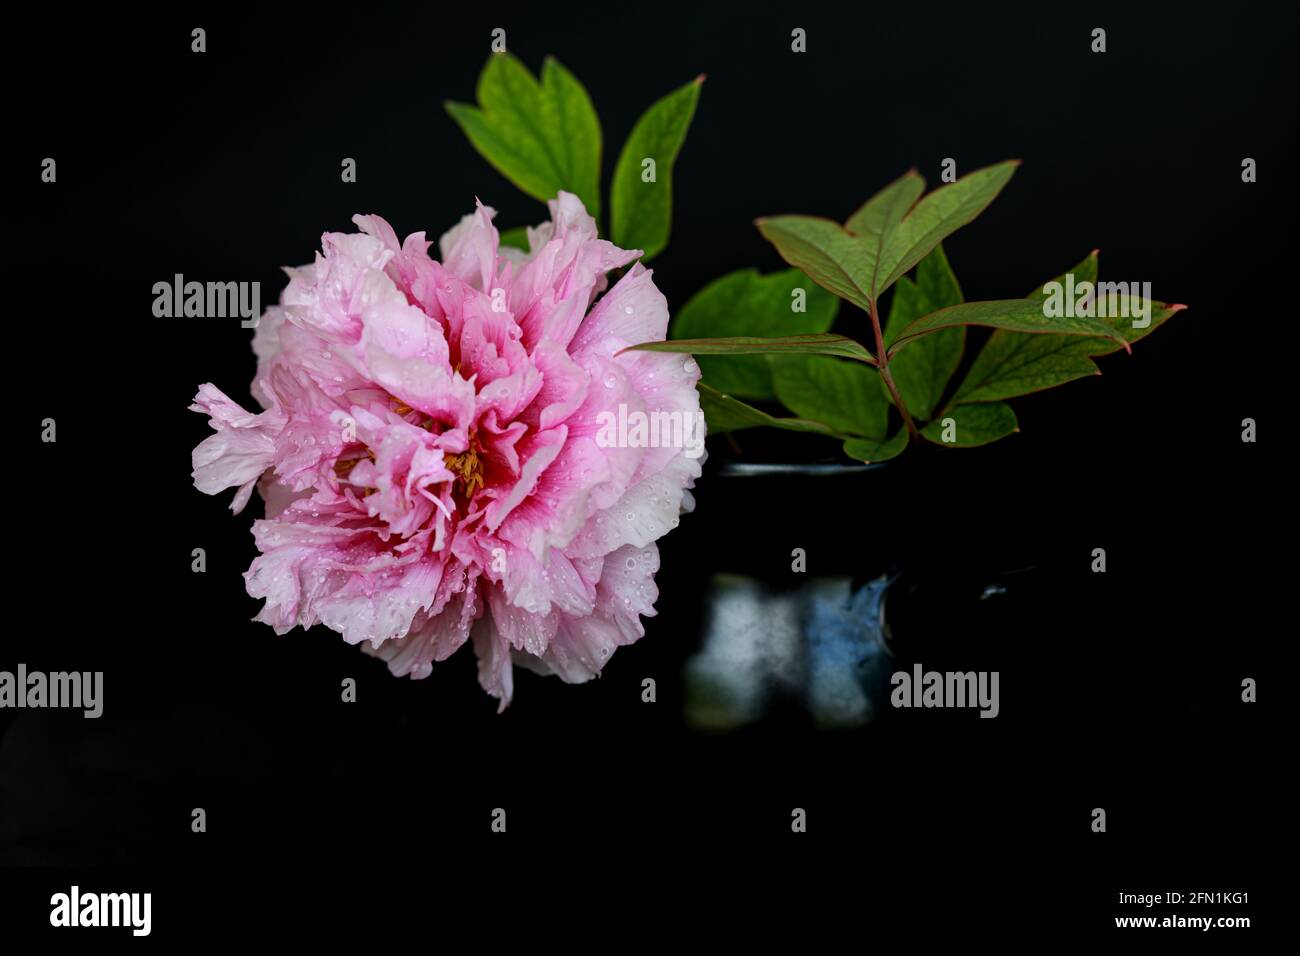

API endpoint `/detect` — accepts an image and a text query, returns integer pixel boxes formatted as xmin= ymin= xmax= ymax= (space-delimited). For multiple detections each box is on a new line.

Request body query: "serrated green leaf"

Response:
xmin=446 ymin=55 xmax=601 ymax=217
xmin=610 ymin=76 xmax=702 ymax=261
xmin=697 ymin=383 xmax=847 ymax=437
xmin=882 ymin=245 xmax=965 ymax=419
xmin=670 ymin=268 xmax=839 ymax=399
xmin=756 ymin=161 xmax=1018 ymax=310
xmin=921 ymin=403 xmax=1018 ymax=447
xmin=843 ymin=430 xmax=908 ymax=462
xmin=770 ymin=355 xmax=890 ymax=438
xmin=950 ymin=252 xmax=1186 ymax=404
xmin=624 ymin=333 xmax=874 ymax=364
xmin=889 ymin=297 xmax=1129 ymax=356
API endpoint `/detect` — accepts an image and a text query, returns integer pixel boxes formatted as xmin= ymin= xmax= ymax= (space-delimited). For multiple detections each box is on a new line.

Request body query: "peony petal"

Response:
xmin=437 ymin=200 xmax=500 ymax=292
xmin=192 ymin=194 xmax=698 ymax=710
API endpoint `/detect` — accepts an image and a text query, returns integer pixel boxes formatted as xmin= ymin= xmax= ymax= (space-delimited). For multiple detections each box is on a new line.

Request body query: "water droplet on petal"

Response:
xmin=623 ymin=306 xmax=634 ymax=315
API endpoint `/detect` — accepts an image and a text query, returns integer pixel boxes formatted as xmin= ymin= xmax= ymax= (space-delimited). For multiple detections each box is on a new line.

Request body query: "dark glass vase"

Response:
xmin=658 ymin=455 xmax=1051 ymax=730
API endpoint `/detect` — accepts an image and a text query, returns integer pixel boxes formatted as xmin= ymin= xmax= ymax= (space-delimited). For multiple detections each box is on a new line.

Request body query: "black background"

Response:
xmin=3 ymin=1 xmax=1290 ymax=941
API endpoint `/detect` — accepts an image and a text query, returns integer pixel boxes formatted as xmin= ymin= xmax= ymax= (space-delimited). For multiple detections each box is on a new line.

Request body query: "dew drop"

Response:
xmin=625 ymin=557 xmax=636 ymax=570
xmin=623 ymin=306 xmax=634 ymax=315
xmin=603 ymin=374 xmax=616 ymax=388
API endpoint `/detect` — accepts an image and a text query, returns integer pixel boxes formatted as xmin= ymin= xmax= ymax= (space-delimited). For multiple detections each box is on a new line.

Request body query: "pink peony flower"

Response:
xmin=190 ymin=193 xmax=704 ymax=709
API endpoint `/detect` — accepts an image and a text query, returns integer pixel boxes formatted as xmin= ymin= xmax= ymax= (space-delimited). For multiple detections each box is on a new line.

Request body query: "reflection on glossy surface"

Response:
xmin=685 ymin=574 xmax=892 ymax=729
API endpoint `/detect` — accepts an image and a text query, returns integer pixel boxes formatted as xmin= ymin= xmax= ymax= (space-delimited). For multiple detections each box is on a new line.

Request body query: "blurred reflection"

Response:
xmin=685 ymin=574 xmax=893 ymax=729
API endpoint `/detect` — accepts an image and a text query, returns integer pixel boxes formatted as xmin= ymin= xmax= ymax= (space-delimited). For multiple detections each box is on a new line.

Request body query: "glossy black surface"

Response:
xmin=4 ymin=2 xmax=1286 ymax=938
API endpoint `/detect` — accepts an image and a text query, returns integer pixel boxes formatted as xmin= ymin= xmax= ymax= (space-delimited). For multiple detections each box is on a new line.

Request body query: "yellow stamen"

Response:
xmin=333 ymin=454 xmax=371 ymax=480
xmin=390 ymin=396 xmax=437 ymax=431
xmin=445 ymin=447 xmax=485 ymax=497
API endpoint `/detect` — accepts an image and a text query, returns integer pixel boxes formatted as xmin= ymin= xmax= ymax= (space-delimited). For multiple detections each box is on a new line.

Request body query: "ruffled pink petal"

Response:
xmin=437 ymin=201 xmax=500 ymax=292
xmin=190 ymin=384 xmax=285 ymax=513
xmin=192 ymin=191 xmax=701 ymax=709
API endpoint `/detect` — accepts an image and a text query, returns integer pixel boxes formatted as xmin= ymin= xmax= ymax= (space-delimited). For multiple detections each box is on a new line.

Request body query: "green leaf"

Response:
xmin=756 ymin=161 xmax=1018 ymax=310
xmin=950 ymin=333 xmax=1101 ymax=405
xmin=882 ymin=245 xmax=965 ymax=419
xmin=670 ymin=268 xmax=840 ymax=399
xmin=951 ymin=252 xmax=1186 ymax=404
xmin=1086 ymin=299 xmax=1185 ymax=354
xmin=697 ymin=383 xmax=847 ymax=437
xmin=843 ymin=430 xmax=909 ymax=463
xmin=446 ymin=55 xmax=602 ymax=217
xmin=845 ymin=170 xmax=926 ymax=241
xmin=754 ymin=214 xmax=879 ymax=314
xmin=920 ymin=403 xmax=1019 ymax=447
xmin=951 ymin=300 xmax=1185 ymax=404
xmin=910 ymin=242 xmax=964 ymax=318
xmin=623 ymin=333 xmax=874 ymax=364
xmin=871 ymin=161 xmax=1019 ymax=295
xmin=610 ymin=75 xmax=703 ymax=261
xmin=889 ymin=298 xmax=1130 ymax=356
xmin=498 ymin=226 xmax=530 ymax=251
xmin=1029 ymin=249 xmax=1100 ymax=297
xmin=538 ymin=58 xmax=603 ymax=217
xmin=770 ymin=355 xmax=891 ymax=438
